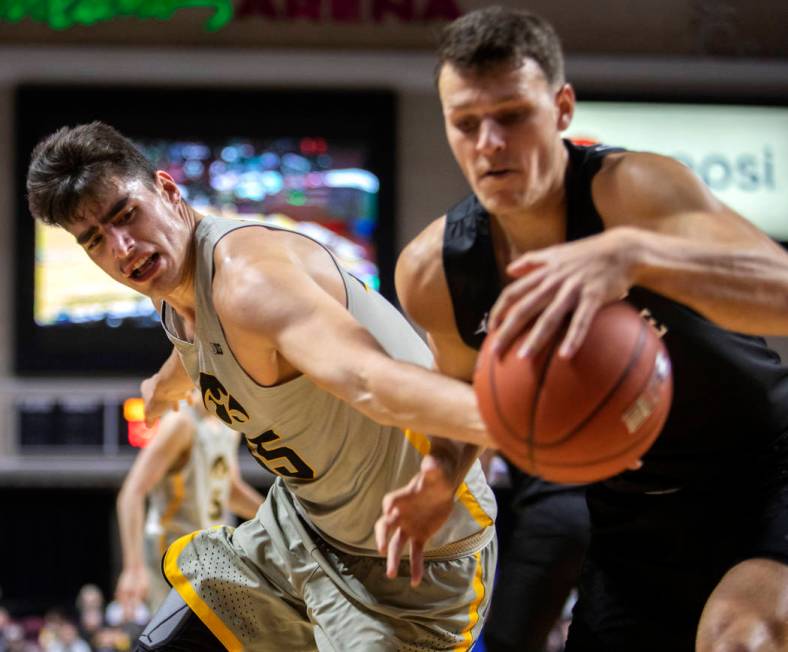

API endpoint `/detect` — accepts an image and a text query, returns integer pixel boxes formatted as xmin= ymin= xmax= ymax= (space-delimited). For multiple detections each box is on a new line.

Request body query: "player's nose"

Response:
xmin=476 ymin=118 xmax=505 ymax=155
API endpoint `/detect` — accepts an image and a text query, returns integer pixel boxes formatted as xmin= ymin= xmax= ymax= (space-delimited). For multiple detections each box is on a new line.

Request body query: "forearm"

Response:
xmin=625 ymin=227 xmax=788 ymax=334
xmin=350 ymin=360 xmax=493 ymax=447
xmin=427 ymin=437 xmax=485 ymax=494
xmin=153 ymin=348 xmax=194 ymax=397
xmin=116 ymin=489 xmax=147 ymax=571
xmin=229 ymin=481 xmax=264 ymax=520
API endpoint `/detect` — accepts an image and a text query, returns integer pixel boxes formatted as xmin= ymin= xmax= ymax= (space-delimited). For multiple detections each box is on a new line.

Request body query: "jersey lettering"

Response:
xmin=245 ymin=430 xmax=315 ymax=480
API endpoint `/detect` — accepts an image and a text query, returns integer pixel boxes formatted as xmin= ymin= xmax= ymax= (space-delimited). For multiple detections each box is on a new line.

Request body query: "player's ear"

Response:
xmin=555 ymin=83 xmax=575 ymax=132
xmin=155 ymin=170 xmax=181 ymax=204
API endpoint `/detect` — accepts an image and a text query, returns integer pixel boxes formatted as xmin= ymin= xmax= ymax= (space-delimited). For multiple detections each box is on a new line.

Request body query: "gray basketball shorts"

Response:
xmin=162 ymin=480 xmax=497 ymax=651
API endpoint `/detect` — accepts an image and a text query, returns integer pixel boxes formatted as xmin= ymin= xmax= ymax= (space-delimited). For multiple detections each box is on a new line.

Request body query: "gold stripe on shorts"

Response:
xmin=163 ymin=528 xmax=244 ymax=652
xmin=455 ymin=549 xmax=485 ymax=651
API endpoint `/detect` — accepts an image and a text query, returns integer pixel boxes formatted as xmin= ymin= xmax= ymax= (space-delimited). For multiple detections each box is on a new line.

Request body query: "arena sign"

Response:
xmin=568 ymin=102 xmax=788 ymax=241
xmin=0 ymin=0 xmax=461 ymax=31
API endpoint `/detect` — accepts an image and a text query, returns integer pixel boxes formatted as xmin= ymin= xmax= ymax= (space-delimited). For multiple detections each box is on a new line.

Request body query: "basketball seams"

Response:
xmin=487 ymin=349 xmax=531 ymax=463
xmin=534 ymin=320 xmax=648 ymax=450
xmin=528 ymin=335 xmax=563 ymax=474
xmin=474 ymin=302 xmax=673 ymax=484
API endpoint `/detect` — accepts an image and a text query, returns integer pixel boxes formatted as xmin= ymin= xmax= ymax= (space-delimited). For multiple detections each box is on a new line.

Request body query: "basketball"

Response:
xmin=474 ymin=301 xmax=673 ymax=483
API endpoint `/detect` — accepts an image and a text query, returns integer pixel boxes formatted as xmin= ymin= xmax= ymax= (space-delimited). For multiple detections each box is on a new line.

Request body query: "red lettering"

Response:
xmin=237 ymin=0 xmax=279 ymax=19
xmin=421 ymin=0 xmax=460 ymax=21
xmin=372 ymin=0 xmax=414 ymax=21
xmin=286 ymin=0 xmax=321 ymax=19
xmin=331 ymin=0 xmax=361 ymax=22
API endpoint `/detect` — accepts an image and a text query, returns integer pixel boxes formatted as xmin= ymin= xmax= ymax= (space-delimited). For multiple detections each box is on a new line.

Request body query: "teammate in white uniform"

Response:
xmin=115 ymin=396 xmax=263 ymax=615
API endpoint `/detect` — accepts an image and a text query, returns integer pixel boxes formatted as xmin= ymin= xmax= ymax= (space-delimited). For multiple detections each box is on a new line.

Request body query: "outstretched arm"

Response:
xmin=489 ymin=151 xmax=788 ymax=357
xmin=115 ymin=410 xmax=194 ymax=613
xmin=211 ymin=228 xmax=493 ymax=448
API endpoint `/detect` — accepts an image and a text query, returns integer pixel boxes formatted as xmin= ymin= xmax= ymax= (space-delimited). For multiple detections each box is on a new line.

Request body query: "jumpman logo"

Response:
xmin=475 ymin=312 xmax=490 ymax=335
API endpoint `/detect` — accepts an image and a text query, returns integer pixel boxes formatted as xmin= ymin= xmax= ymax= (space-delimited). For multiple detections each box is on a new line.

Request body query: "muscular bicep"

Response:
xmin=596 ymin=152 xmax=782 ymax=251
xmin=216 ymin=252 xmax=394 ymax=395
xmin=396 ymin=216 xmax=478 ymax=381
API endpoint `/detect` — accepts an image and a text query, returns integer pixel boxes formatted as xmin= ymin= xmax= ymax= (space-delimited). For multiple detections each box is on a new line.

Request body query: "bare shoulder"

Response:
xmin=211 ymin=225 xmax=304 ymax=327
xmin=396 ymin=216 xmax=456 ymax=335
xmin=593 ymin=150 xmax=722 ymax=225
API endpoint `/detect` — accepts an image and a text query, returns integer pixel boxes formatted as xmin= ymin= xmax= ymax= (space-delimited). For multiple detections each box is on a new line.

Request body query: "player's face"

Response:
xmin=439 ymin=59 xmax=574 ymax=217
xmin=64 ymin=172 xmax=193 ymax=301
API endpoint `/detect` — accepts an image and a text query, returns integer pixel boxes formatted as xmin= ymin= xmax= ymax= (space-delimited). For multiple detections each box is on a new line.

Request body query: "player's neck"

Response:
xmin=159 ymin=205 xmax=199 ymax=326
xmin=491 ymin=180 xmax=567 ymax=263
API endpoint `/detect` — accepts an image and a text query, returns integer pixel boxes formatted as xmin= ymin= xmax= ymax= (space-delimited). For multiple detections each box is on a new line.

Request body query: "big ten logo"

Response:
xmin=672 ymin=147 xmax=775 ymax=193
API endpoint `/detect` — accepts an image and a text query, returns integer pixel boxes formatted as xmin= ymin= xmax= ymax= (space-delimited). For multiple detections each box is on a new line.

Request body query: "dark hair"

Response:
xmin=436 ymin=6 xmax=565 ymax=86
xmin=27 ymin=121 xmax=156 ymax=227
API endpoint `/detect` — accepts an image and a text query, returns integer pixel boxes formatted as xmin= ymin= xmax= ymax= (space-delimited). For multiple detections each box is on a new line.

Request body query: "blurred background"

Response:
xmin=0 ymin=0 xmax=787 ymax=649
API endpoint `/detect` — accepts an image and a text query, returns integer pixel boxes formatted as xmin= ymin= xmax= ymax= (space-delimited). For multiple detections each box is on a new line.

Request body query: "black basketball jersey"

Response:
xmin=443 ymin=139 xmax=788 ymax=492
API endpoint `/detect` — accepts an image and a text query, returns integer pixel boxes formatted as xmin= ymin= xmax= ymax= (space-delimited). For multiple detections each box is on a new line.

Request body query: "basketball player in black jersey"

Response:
xmin=378 ymin=6 xmax=788 ymax=652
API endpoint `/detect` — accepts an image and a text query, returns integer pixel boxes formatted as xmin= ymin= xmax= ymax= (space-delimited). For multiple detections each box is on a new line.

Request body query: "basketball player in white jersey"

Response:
xmin=27 ymin=122 xmax=498 ymax=651
xmin=115 ymin=393 xmax=263 ymax=615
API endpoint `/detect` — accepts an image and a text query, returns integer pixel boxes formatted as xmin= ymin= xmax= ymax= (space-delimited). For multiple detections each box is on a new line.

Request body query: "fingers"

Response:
xmin=506 ymin=256 xmax=544 ymax=278
xmin=386 ymin=528 xmax=407 ymax=579
xmin=144 ymin=408 xmax=163 ymax=429
xmin=374 ymin=513 xmax=391 ymax=556
xmin=409 ymin=542 xmax=425 ymax=587
xmin=515 ymin=285 xmax=579 ymax=358
xmin=489 ymin=268 xmax=546 ymax=336
xmin=556 ymin=294 xmax=600 ymax=359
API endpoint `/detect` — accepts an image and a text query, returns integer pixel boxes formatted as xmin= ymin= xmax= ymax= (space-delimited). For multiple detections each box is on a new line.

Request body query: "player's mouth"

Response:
xmin=126 ymin=252 xmax=160 ymax=282
xmin=480 ymin=168 xmax=515 ymax=181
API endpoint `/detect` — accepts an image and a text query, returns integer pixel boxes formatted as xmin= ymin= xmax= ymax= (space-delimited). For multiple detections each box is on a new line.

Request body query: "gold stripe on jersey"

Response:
xmin=158 ymin=473 xmax=186 ymax=557
xmin=455 ymin=549 xmax=485 ymax=651
xmin=163 ymin=528 xmax=243 ymax=652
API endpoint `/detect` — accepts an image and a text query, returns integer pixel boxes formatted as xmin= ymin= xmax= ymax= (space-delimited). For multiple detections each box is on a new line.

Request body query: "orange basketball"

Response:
xmin=473 ymin=301 xmax=672 ymax=483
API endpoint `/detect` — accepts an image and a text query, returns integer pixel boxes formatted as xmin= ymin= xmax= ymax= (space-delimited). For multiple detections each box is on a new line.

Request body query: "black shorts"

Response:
xmin=565 ymin=433 xmax=788 ymax=652
xmin=484 ymin=483 xmax=589 ymax=652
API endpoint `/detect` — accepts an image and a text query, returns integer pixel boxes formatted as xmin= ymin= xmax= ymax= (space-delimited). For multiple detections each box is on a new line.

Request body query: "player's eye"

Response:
xmin=116 ymin=207 xmax=135 ymax=224
xmin=454 ymin=119 xmax=478 ymax=134
xmin=497 ymin=110 xmax=527 ymax=126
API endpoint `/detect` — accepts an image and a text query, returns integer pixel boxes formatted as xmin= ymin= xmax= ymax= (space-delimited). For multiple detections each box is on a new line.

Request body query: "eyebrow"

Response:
xmin=75 ymin=195 xmax=130 ymax=245
xmin=447 ymin=96 xmax=526 ymax=113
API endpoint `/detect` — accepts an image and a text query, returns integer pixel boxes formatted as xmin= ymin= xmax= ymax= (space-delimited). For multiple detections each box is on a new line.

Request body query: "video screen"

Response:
xmin=34 ymin=137 xmax=381 ymax=328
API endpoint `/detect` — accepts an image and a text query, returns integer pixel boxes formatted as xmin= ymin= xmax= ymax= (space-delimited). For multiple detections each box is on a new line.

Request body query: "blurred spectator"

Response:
xmin=46 ymin=622 xmax=89 ymax=652
xmin=75 ymin=587 xmax=103 ymax=616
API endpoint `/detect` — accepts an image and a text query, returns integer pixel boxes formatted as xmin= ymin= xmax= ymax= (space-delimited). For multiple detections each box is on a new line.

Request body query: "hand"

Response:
xmin=374 ymin=455 xmax=455 ymax=587
xmin=115 ymin=566 xmax=148 ymax=622
xmin=489 ymin=228 xmax=637 ymax=359
xmin=140 ymin=374 xmax=192 ymax=427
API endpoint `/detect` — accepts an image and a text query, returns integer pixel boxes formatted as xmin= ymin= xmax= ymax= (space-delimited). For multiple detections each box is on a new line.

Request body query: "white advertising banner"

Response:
xmin=567 ymin=102 xmax=788 ymax=241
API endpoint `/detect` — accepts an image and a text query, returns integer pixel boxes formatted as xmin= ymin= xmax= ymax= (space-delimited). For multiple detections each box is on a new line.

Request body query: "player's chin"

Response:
xmin=475 ymin=189 xmax=520 ymax=215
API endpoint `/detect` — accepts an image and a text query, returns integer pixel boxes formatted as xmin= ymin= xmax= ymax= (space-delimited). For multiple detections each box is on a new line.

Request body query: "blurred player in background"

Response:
xmin=115 ymin=392 xmax=263 ymax=615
